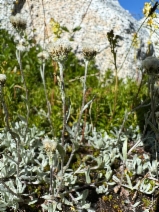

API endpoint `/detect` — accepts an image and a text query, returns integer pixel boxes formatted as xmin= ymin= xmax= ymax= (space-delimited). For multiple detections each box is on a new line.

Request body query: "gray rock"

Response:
xmin=0 ymin=0 xmax=154 ymax=80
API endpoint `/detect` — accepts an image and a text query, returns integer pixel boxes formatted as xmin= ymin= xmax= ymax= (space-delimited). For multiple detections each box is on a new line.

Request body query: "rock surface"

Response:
xmin=0 ymin=0 xmax=155 ymax=80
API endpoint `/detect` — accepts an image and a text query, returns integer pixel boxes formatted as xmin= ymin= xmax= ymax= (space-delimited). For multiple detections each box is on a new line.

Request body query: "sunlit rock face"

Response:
xmin=0 ymin=0 xmax=154 ymax=80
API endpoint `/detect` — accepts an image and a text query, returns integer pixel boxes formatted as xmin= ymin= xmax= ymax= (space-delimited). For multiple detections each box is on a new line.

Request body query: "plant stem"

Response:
xmin=76 ymin=60 xmax=88 ymax=134
xmin=55 ymin=60 xmax=89 ymax=197
xmin=57 ymin=61 xmax=66 ymax=189
xmin=40 ymin=62 xmax=54 ymax=136
xmin=16 ymin=50 xmax=30 ymax=139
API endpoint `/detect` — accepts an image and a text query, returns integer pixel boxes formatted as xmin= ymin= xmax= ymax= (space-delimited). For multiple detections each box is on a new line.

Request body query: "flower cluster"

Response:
xmin=143 ymin=2 xmax=158 ymax=30
xmin=50 ymin=18 xmax=62 ymax=41
xmin=10 ymin=13 xmax=27 ymax=30
xmin=42 ymin=137 xmax=57 ymax=153
xmin=82 ymin=46 xmax=97 ymax=61
xmin=132 ymin=33 xmax=140 ymax=49
xmin=47 ymin=41 xmax=71 ymax=62
xmin=16 ymin=40 xmax=28 ymax=52
xmin=37 ymin=51 xmax=50 ymax=61
xmin=143 ymin=2 xmax=152 ymax=17
xmin=142 ymin=56 xmax=159 ymax=75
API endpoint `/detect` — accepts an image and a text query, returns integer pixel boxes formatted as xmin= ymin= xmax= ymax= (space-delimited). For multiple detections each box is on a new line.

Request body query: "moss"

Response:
xmin=142 ymin=197 xmax=151 ymax=208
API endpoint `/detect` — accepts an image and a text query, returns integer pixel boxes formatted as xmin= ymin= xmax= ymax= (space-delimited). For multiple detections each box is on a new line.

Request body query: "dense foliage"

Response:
xmin=0 ymin=28 xmax=158 ymax=212
xmin=0 ymin=29 xmax=148 ymax=134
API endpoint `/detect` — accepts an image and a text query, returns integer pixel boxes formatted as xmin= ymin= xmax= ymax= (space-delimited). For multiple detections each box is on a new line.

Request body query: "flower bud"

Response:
xmin=0 ymin=74 xmax=6 ymax=86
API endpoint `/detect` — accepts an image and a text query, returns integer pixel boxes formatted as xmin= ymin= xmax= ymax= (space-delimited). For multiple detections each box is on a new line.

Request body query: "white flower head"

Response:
xmin=37 ymin=51 xmax=50 ymax=61
xmin=42 ymin=137 xmax=57 ymax=153
xmin=47 ymin=41 xmax=71 ymax=62
xmin=16 ymin=43 xmax=27 ymax=52
xmin=0 ymin=74 xmax=6 ymax=86
xmin=10 ymin=13 xmax=27 ymax=29
xmin=82 ymin=43 xmax=98 ymax=61
xmin=142 ymin=56 xmax=159 ymax=75
xmin=16 ymin=39 xmax=28 ymax=52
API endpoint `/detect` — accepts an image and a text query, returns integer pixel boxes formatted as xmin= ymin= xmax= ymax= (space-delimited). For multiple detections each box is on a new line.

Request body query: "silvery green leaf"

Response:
xmin=48 ymin=201 xmax=57 ymax=212
xmin=41 ymin=204 xmax=48 ymax=210
xmin=70 ymin=139 xmax=79 ymax=150
xmin=57 ymin=144 xmax=66 ymax=158
xmin=96 ymin=184 xmax=108 ymax=194
xmin=136 ymin=158 xmax=141 ymax=165
xmin=62 ymin=197 xmax=73 ymax=206
xmin=125 ymin=173 xmax=133 ymax=190
xmin=85 ymin=166 xmax=91 ymax=184
xmin=16 ymin=177 xmax=26 ymax=193
xmin=65 ymin=125 xmax=74 ymax=137
xmin=64 ymin=173 xmax=77 ymax=186
xmin=0 ymin=201 xmax=7 ymax=211
xmin=82 ymin=203 xmax=91 ymax=209
xmin=112 ymin=175 xmax=120 ymax=183
xmin=95 ymin=156 xmax=105 ymax=168
xmin=107 ymin=181 xmax=116 ymax=185
xmin=73 ymin=193 xmax=83 ymax=202
xmin=122 ymin=137 xmax=128 ymax=162
xmin=82 ymin=189 xmax=89 ymax=203
xmin=132 ymin=201 xmax=140 ymax=208
xmin=0 ymin=206 xmax=7 ymax=211
xmin=133 ymin=180 xmax=140 ymax=190
xmin=6 ymin=180 xmax=16 ymax=193
xmin=81 ymin=97 xmax=95 ymax=113
xmin=151 ymin=160 xmax=158 ymax=174
xmin=126 ymin=160 xmax=134 ymax=172
xmin=65 ymin=97 xmax=71 ymax=123
xmin=28 ymin=199 xmax=38 ymax=205
xmin=103 ymin=154 xmax=110 ymax=165
xmin=57 ymin=203 xmax=62 ymax=210
xmin=132 ymin=154 xmax=138 ymax=170
xmin=42 ymin=195 xmax=54 ymax=200
xmin=137 ymin=165 xmax=143 ymax=175
xmin=105 ymin=167 xmax=112 ymax=181
xmin=143 ymin=161 xmax=151 ymax=170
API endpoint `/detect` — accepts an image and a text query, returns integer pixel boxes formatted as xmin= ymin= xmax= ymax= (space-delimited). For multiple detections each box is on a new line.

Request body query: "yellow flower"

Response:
xmin=50 ymin=18 xmax=62 ymax=41
xmin=147 ymin=18 xmax=153 ymax=26
xmin=132 ymin=33 xmax=140 ymax=49
xmin=143 ymin=2 xmax=152 ymax=17
xmin=154 ymin=24 xmax=159 ymax=29
xmin=151 ymin=12 xmax=157 ymax=18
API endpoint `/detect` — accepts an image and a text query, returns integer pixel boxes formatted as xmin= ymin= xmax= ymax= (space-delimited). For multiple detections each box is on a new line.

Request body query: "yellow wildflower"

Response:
xmin=50 ymin=18 xmax=62 ymax=41
xmin=143 ymin=2 xmax=152 ymax=17
xmin=151 ymin=12 xmax=157 ymax=18
xmin=132 ymin=33 xmax=140 ymax=49
xmin=147 ymin=18 xmax=153 ymax=26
